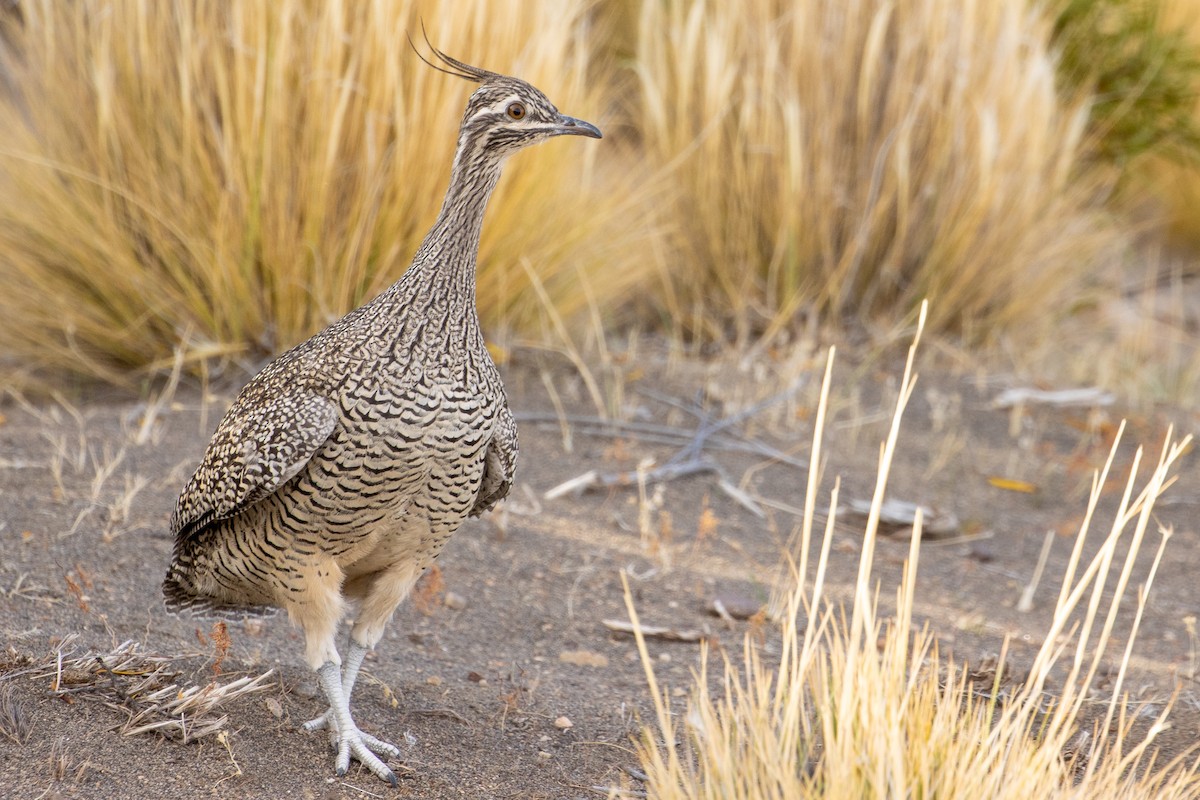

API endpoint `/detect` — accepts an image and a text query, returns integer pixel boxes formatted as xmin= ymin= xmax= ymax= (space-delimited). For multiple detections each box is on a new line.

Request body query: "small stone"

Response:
xmin=559 ymin=649 xmax=608 ymax=668
xmin=467 ymin=671 xmax=486 ymax=684
xmin=658 ymin=652 xmax=671 ymax=664
xmin=537 ymin=750 xmax=552 ymax=760
xmin=293 ymin=682 xmax=319 ymax=700
xmin=708 ymin=592 xmax=763 ymax=620
xmin=443 ymin=591 xmax=468 ymax=611
xmin=968 ymin=544 xmax=996 ymax=564
xmin=554 ymin=716 xmax=573 ymax=730
xmin=426 ymin=675 xmax=443 ymax=687
xmin=264 ymin=697 xmax=284 ymax=719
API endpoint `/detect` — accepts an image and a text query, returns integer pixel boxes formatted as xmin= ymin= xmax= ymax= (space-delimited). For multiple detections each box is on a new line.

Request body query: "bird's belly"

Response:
xmin=338 ymin=447 xmax=488 ymax=580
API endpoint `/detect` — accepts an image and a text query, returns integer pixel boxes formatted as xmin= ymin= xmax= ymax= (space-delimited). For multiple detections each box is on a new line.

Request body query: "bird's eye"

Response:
xmin=506 ymin=102 xmax=526 ymax=120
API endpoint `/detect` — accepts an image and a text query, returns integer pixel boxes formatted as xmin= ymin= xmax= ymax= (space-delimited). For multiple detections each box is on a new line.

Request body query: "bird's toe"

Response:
xmin=333 ymin=726 xmax=400 ymax=784
xmin=302 ymin=708 xmax=334 ymax=732
xmin=358 ymin=730 xmax=401 ymax=758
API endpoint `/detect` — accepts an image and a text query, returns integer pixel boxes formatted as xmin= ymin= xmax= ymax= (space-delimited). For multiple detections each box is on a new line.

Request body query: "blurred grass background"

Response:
xmin=0 ymin=0 xmax=1198 ymax=393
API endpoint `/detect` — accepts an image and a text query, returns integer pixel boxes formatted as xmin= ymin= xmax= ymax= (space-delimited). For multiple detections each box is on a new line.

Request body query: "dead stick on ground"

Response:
xmin=538 ymin=384 xmax=810 ymax=516
xmin=518 ymin=412 xmax=808 ymax=468
xmin=545 ymin=457 xmax=763 ymax=516
xmin=601 ymin=619 xmax=707 ymax=643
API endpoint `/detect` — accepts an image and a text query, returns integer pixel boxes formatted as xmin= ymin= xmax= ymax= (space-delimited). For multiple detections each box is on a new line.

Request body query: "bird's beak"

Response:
xmin=553 ymin=114 xmax=602 ymax=139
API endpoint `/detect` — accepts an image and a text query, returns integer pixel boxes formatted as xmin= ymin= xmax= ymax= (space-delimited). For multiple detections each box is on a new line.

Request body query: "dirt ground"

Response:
xmin=2 ymin=348 xmax=1199 ymax=799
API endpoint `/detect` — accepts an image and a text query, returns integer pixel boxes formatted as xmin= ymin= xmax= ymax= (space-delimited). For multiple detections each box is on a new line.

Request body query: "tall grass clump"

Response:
xmin=1050 ymin=0 xmax=1200 ymax=170
xmin=629 ymin=314 xmax=1199 ymax=798
xmin=0 ymin=0 xmax=647 ymax=382
xmin=630 ymin=0 xmax=1122 ymax=344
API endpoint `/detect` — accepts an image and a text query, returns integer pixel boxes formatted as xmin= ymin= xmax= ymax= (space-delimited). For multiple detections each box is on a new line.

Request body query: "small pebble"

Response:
xmin=537 ymin=750 xmax=552 ymax=760
xmin=264 ymin=697 xmax=284 ymax=719
xmin=443 ymin=591 xmax=468 ymax=610
xmin=707 ymin=592 xmax=763 ymax=620
xmin=293 ymin=682 xmax=319 ymax=700
xmin=426 ymin=675 xmax=443 ymax=687
xmin=968 ymin=544 xmax=996 ymax=564
xmin=554 ymin=716 xmax=573 ymax=730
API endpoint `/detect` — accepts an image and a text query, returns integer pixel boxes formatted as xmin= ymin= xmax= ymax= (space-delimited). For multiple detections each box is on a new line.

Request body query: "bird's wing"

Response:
xmin=471 ymin=403 xmax=518 ymax=516
xmin=171 ymin=389 xmax=339 ymax=540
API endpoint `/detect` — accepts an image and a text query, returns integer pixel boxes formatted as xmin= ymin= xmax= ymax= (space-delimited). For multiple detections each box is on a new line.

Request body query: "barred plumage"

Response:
xmin=161 ymin=44 xmax=600 ymax=785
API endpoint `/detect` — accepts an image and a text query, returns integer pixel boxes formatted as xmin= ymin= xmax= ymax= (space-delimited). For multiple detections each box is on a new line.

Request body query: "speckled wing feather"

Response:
xmin=471 ymin=404 xmax=517 ymax=516
xmin=171 ymin=390 xmax=339 ymax=541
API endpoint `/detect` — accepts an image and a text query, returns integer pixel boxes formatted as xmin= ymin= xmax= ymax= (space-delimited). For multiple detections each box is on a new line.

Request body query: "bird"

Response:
xmin=161 ymin=43 xmax=601 ymax=785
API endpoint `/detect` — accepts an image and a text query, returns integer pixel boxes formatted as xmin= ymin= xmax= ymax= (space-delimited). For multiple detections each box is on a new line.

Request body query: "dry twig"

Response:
xmin=601 ymin=619 xmax=707 ymax=643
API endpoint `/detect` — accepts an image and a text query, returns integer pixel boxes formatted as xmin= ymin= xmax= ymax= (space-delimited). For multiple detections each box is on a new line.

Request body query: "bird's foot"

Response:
xmin=309 ymin=659 xmax=401 ymax=784
xmin=335 ymin=725 xmax=401 ymax=785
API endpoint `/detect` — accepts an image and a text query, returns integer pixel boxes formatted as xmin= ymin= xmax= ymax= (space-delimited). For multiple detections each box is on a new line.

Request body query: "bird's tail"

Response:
xmin=162 ymin=570 xmax=280 ymax=620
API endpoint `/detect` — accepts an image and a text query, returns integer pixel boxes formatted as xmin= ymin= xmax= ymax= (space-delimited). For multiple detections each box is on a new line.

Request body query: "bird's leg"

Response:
xmin=292 ymin=565 xmax=399 ymax=783
xmin=304 ymin=559 xmax=423 ymax=778
xmin=302 ymin=639 xmax=370 ymax=736
xmin=314 ymin=660 xmax=400 ymax=785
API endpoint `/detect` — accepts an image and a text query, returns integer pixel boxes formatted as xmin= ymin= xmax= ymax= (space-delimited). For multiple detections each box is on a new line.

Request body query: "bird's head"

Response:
xmin=414 ymin=38 xmax=602 ymax=161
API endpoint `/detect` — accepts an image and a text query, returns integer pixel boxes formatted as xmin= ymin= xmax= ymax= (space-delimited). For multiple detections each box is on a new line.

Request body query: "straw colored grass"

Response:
xmin=0 ymin=0 xmax=1195 ymax=391
xmin=629 ymin=0 xmax=1122 ymax=344
xmin=628 ymin=309 xmax=1199 ymax=798
xmin=0 ymin=0 xmax=647 ymax=382
xmin=2 ymin=634 xmax=274 ymax=743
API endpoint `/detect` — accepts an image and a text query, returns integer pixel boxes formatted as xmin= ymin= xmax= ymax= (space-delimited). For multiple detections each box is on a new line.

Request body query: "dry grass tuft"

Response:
xmin=628 ymin=0 xmax=1122 ymax=345
xmin=8 ymin=634 xmax=275 ymax=743
xmin=0 ymin=683 xmax=32 ymax=745
xmin=0 ymin=0 xmax=1196 ymax=403
xmin=627 ymin=309 xmax=1200 ymax=798
xmin=0 ymin=0 xmax=648 ymax=382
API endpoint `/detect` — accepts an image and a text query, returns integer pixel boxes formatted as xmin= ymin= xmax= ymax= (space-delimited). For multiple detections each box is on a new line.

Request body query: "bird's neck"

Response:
xmin=404 ymin=147 xmax=504 ymax=310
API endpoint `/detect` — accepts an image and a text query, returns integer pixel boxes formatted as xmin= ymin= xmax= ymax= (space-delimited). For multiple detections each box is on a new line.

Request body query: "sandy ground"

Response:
xmin=1 ymin=352 xmax=1199 ymax=798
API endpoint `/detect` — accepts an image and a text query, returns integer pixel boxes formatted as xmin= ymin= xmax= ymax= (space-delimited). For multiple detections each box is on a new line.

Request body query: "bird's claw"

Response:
xmin=335 ymin=726 xmax=400 ymax=784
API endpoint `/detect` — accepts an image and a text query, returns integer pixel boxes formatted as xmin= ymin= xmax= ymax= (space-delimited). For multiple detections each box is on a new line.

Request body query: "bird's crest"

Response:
xmin=408 ymin=24 xmax=497 ymax=84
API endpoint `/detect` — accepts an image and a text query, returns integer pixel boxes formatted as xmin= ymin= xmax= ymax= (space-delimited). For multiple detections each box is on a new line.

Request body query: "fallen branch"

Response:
xmin=602 ymin=619 xmax=707 ymax=643
xmin=536 ymin=385 xmax=811 ymax=518
xmin=516 ymin=412 xmax=808 ymax=469
xmin=545 ymin=459 xmax=763 ymax=516
xmin=991 ymin=386 xmax=1114 ymax=408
